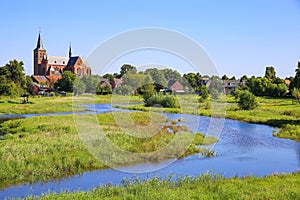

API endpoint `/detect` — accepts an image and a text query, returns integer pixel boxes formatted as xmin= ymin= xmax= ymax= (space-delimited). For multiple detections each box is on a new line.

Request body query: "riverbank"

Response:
xmin=0 ymin=111 xmax=216 ymax=189
xmin=115 ymin=95 xmax=300 ymax=142
xmin=0 ymin=95 xmax=142 ymax=114
xmin=30 ymin=172 xmax=300 ymax=200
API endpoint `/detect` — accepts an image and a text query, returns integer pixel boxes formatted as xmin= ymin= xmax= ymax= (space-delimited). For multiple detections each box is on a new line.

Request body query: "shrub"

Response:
xmin=237 ymin=90 xmax=257 ymax=110
xmin=144 ymin=94 xmax=179 ymax=108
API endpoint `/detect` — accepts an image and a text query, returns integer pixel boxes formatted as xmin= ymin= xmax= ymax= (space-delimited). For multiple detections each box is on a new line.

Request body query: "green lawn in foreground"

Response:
xmin=29 ymin=172 xmax=300 ymax=200
xmin=0 ymin=112 xmax=215 ymax=189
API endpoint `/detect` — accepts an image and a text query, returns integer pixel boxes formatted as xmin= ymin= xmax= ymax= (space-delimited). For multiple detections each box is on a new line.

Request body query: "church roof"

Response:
xmin=34 ymin=33 xmax=45 ymax=50
xmin=48 ymin=56 xmax=69 ymax=65
xmin=66 ymin=56 xmax=80 ymax=67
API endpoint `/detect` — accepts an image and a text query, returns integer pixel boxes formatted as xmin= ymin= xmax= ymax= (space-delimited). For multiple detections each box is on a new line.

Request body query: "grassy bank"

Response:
xmin=0 ymin=112 xmax=215 ymax=189
xmin=30 ymin=172 xmax=300 ymax=200
xmin=0 ymin=95 xmax=143 ymax=114
xmin=116 ymin=95 xmax=300 ymax=142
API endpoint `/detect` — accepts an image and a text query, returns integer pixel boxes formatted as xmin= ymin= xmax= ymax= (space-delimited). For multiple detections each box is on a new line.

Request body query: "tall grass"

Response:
xmin=0 ymin=112 xmax=215 ymax=189
xmin=29 ymin=172 xmax=300 ymax=200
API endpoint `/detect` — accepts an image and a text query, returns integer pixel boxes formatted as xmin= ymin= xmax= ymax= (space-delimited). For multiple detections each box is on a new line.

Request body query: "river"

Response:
xmin=0 ymin=104 xmax=299 ymax=198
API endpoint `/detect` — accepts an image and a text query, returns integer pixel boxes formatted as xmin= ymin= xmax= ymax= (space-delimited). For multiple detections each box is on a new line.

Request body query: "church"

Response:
xmin=32 ymin=32 xmax=91 ymax=86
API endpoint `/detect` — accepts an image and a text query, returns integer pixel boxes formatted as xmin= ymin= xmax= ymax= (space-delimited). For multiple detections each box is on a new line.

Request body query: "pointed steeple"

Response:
xmin=35 ymin=31 xmax=45 ymax=50
xmin=68 ymin=42 xmax=72 ymax=58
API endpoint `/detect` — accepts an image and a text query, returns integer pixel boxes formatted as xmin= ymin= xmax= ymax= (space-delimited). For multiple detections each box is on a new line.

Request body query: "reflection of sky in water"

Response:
xmin=1 ymin=104 xmax=299 ymax=199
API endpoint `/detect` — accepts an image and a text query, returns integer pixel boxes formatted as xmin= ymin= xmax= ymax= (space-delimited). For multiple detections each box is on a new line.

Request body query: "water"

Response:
xmin=0 ymin=104 xmax=299 ymax=198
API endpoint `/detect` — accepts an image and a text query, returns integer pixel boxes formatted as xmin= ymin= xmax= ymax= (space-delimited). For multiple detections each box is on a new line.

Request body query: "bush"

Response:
xmin=145 ymin=94 xmax=179 ymax=108
xmin=237 ymin=90 xmax=257 ymax=110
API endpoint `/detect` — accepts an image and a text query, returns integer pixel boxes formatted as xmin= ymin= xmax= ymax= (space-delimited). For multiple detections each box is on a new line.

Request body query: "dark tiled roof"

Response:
xmin=66 ymin=56 xmax=80 ymax=67
xmin=167 ymin=79 xmax=178 ymax=88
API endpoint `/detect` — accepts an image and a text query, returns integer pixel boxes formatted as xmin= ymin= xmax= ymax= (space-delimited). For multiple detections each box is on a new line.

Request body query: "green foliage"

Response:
xmin=114 ymin=85 xmax=133 ymax=95
xmin=122 ymin=73 xmax=153 ymax=90
xmin=247 ymin=76 xmax=288 ymax=97
xmin=265 ymin=66 xmax=276 ymax=80
xmin=120 ymin=64 xmax=137 ymax=77
xmin=81 ymin=75 xmax=98 ymax=93
xmin=221 ymin=74 xmax=229 ymax=80
xmin=210 ymin=89 xmax=219 ymax=100
xmin=144 ymin=94 xmax=179 ymax=108
xmin=237 ymin=90 xmax=257 ymax=110
xmin=73 ymin=78 xmax=86 ymax=95
xmin=144 ymin=68 xmax=167 ymax=88
xmin=291 ymin=88 xmax=300 ymax=101
xmin=290 ymin=61 xmax=300 ymax=89
xmin=0 ymin=60 xmax=26 ymax=97
xmin=140 ymin=83 xmax=156 ymax=100
xmin=199 ymin=85 xmax=209 ymax=100
xmin=183 ymin=72 xmax=202 ymax=91
xmin=54 ymin=71 xmax=76 ymax=92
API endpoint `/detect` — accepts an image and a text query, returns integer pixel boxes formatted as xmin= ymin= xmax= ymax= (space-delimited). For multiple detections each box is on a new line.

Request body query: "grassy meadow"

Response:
xmin=0 ymin=111 xmax=215 ymax=189
xmin=30 ymin=172 xmax=300 ymax=200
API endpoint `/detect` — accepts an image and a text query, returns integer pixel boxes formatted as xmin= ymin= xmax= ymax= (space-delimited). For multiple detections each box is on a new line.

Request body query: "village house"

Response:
xmin=167 ymin=79 xmax=184 ymax=93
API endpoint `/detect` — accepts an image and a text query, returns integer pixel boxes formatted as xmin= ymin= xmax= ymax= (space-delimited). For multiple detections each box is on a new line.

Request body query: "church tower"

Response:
xmin=33 ymin=32 xmax=47 ymax=75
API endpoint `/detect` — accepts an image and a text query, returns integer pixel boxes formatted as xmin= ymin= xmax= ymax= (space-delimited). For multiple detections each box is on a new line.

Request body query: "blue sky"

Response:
xmin=1 ymin=0 xmax=300 ymax=78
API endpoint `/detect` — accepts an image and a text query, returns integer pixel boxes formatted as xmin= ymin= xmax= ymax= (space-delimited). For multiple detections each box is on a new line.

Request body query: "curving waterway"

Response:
xmin=0 ymin=104 xmax=299 ymax=198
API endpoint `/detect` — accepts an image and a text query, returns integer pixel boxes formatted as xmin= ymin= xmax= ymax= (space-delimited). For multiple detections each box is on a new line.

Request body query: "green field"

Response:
xmin=0 ymin=111 xmax=215 ymax=189
xmin=30 ymin=172 xmax=300 ymax=200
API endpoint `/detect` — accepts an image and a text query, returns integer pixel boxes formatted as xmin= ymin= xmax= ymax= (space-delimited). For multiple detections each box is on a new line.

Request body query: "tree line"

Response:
xmin=0 ymin=60 xmax=299 ymax=105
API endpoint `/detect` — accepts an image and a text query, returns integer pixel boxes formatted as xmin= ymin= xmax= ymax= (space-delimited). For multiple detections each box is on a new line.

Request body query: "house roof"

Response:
xmin=66 ymin=56 xmax=80 ymax=67
xmin=46 ymin=75 xmax=62 ymax=83
xmin=32 ymin=75 xmax=48 ymax=83
xmin=48 ymin=56 xmax=69 ymax=65
xmin=167 ymin=79 xmax=178 ymax=88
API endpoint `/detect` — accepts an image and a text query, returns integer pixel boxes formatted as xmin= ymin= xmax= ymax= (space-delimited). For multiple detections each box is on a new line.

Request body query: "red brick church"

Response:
xmin=32 ymin=32 xmax=91 ymax=86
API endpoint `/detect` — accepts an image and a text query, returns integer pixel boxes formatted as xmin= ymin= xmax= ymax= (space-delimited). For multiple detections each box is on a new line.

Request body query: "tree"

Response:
xmin=291 ymin=61 xmax=300 ymax=89
xmin=114 ymin=85 xmax=133 ymax=95
xmin=119 ymin=64 xmax=137 ymax=77
xmin=230 ymin=76 xmax=236 ymax=80
xmin=144 ymin=68 xmax=167 ymax=89
xmin=54 ymin=71 xmax=76 ymax=92
xmin=0 ymin=60 xmax=26 ymax=96
xmin=265 ymin=66 xmax=276 ymax=81
xmin=291 ymin=88 xmax=300 ymax=101
xmin=199 ymin=85 xmax=209 ymax=100
xmin=209 ymin=76 xmax=224 ymax=93
xmin=210 ymin=89 xmax=219 ymax=100
xmin=81 ymin=75 xmax=98 ymax=93
xmin=139 ymin=83 xmax=156 ymax=102
xmin=73 ymin=78 xmax=86 ymax=95
xmin=25 ymin=75 xmax=34 ymax=95
xmin=240 ymin=75 xmax=248 ymax=82
xmin=122 ymin=73 xmax=153 ymax=90
xmin=237 ymin=90 xmax=258 ymax=110
xmin=221 ymin=75 xmax=229 ymax=80
xmin=184 ymin=72 xmax=202 ymax=91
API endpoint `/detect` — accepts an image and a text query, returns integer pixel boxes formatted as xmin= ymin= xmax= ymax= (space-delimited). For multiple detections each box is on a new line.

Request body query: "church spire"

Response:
xmin=69 ymin=42 xmax=72 ymax=58
xmin=35 ymin=30 xmax=44 ymax=50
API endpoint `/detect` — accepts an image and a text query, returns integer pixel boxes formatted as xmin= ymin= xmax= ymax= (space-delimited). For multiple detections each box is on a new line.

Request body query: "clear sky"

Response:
xmin=0 ymin=0 xmax=300 ymax=78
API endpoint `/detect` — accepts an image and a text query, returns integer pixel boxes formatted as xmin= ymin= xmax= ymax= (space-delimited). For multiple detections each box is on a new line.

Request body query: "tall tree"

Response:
xmin=144 ymin=68 xmax=167 ymax=88
xmin=221 ymin=75 xmax=229 ymax=80
xmin=54 ymin=71 xmax=76 ymax=92
xmin=119 ymin=64 xmax=137 ymax=77
xmin=0 ymin=60 xmax=26 ymax=96
xmin=265 ymin=66 xmax=276 ymax=80
xmin=291 ymin=61 xmax=300 ymax=89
